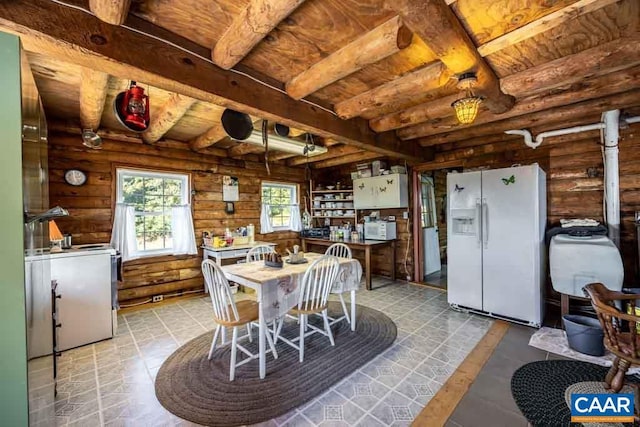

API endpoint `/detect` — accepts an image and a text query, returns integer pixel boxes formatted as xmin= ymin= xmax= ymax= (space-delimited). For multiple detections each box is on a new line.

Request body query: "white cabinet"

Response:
xmin=353 ymin=174 xmax=409 ymax=209
xmin=51 ymin=251 xmax=113 ymax=351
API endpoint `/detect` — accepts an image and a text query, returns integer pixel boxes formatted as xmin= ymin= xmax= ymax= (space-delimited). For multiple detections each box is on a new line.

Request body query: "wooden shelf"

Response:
xmin=312 ymin=189 xmax=353 ymax=193
xmin=311 ymin=207 xmax=355 ymax=210
xmin=312 ymin=216 xmax=355 ymax=219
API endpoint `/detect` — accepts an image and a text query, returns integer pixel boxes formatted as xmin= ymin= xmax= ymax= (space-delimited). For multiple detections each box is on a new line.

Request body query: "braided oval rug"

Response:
xmin=155 ymin=302 xmax=396 ymax=427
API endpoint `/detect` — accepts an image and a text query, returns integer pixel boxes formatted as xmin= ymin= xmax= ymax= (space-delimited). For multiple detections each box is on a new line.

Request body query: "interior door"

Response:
xmin=421 ymin=175 xmax=441 ymax=276
xmin=481 ymin=166 xmax=539 ymax=321
xmin=447 ymin=171 xmax=482 ymax=310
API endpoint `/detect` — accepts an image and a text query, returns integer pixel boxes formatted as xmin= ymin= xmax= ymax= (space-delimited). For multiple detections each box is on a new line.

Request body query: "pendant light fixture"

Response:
xmin=114 ymin=81 xmax=150 ymax=132
xmin=451 ymin=73 xmax=483 ymax=125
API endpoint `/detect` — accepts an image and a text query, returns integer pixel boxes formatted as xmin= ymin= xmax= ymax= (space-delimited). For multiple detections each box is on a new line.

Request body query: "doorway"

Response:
xmin=413 ymin=167 xmax=460 ymax=289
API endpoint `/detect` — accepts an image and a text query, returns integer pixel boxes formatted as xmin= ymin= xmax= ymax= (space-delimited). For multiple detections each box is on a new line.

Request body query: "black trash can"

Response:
xmin=563 ymin=314 xmax=605 ymax=357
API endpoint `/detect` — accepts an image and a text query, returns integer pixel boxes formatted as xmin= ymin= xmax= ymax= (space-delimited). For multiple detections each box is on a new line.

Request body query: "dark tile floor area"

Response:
xmin=446 ymin=324 xmax=569 ymax=427
xmin=424 ymin=265 xmax=447 ymax=289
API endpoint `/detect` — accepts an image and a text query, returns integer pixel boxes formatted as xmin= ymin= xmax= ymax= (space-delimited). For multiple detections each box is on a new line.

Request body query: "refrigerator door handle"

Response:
xmin=482 ymin=199 xmax=489 ymax=248
xmin=476 ymin=199 xmax=482 ymax=247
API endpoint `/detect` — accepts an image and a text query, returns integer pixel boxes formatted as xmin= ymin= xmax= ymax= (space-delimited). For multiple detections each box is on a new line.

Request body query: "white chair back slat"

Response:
xmin=298 ymin=255 xmax=340 ymax=312
xmin=325 ymin=243 xmax=352 ymax=259
xmin=202 ymin=259 xmax=239 ymax=323
xmin=246 ymin=245 xmax=275 ymax=262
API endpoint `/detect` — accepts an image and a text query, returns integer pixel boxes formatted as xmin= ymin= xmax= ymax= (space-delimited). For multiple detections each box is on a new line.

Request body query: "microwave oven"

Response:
xmin=364 ymin=222 xmax=397 ymax=241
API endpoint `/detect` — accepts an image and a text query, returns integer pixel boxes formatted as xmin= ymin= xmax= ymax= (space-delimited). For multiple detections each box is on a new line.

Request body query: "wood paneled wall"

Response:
xmin=313 ymin=164 xmax=414 ymax=280
xmin=47 ymin=132 xmax=306 ymax=304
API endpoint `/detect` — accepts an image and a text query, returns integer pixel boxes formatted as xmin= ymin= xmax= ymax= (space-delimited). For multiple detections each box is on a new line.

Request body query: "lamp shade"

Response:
xmin=49 ymin=220 xmax=64 ymax=241
xmin=452 ymin=96 xmax=482 ymax=124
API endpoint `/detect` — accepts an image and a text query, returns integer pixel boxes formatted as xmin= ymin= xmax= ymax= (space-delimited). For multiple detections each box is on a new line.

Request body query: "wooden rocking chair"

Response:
xmin=583 ymin=283 xmax=640 ymax=419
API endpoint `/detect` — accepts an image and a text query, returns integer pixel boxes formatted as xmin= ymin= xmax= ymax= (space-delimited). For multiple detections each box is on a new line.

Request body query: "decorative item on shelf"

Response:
xmin=49 ymin=220 xmax=64 ymax=253
xmin=264 ymin=251 xmax=283 ymax=268
xmin=451 ymin=72 xmax=483 ymax=125
xmin=81 ymin=129 xmax=102 ymax=150
xmin=114 ymin=81 xmax=150 ymax=132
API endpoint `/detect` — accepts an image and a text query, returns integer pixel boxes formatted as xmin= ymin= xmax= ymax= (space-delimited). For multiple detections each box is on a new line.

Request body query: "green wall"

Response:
xmin=0 ymin=32 xmax=29 ymax=426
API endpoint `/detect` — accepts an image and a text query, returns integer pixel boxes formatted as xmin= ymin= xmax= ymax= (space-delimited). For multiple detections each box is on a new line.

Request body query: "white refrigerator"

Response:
xmin=447 ymin=164 xmax=546 ymax=327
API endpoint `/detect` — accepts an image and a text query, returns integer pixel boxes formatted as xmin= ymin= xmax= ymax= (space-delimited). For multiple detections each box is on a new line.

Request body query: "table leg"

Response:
xmin=365 ymin=246 xmax=372 ymax=291
xmin=301 ymin=239 xmax=307 ymax=252
xmin=258 ymin=297 xmax=266 ymax=379
xmin=390 ymin=241 xmax=396 ymax=282
xmin=350 ymin=290 xmax=356 ymax=332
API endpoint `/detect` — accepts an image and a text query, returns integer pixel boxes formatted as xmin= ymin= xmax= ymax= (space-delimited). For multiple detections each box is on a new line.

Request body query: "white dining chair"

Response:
xmin=246 ymin=245 xmax=275 ymax=262
xmin=275 ymin=255 xmax=341 ymax=362
xmin=325 ymin=243 xmax=352 ymax=325
xmin=202 ymin=259 xmax=278 ymax=381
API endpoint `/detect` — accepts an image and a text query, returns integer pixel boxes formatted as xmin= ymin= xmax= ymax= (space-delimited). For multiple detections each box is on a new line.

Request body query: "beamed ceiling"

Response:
xmin=0 ymin=0 xmax=638 ymax=168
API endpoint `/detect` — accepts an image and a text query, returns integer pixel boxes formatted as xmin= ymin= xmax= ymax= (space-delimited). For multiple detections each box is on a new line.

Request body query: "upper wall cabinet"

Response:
xmin=353 ymin=174 xmax=409 ymax=209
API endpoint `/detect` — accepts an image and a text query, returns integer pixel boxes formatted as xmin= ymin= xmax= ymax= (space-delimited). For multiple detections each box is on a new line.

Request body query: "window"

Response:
xmin=261 ymin=182 xmax=298 ymax=230
xmin=116 ymin=168 xmax=189 ymax=254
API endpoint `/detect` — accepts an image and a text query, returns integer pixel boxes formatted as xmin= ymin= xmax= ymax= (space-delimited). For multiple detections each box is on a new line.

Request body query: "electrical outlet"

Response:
xmin=152 ymin=295 xmax=164 ymax=303
xmin=403 ymin=211 xmax=409 ymax=219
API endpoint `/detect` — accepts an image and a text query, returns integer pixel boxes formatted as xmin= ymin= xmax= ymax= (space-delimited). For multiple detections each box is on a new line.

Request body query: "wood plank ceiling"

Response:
xmin=0 ymin=0 xmax=638 ymax=168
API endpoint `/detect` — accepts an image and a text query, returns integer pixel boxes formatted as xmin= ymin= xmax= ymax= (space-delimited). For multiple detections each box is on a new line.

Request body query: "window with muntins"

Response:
xmin=116 ymin=168 xmax=189 ymax=255
xmin=261 ymin=182 xmax=298 ymax=230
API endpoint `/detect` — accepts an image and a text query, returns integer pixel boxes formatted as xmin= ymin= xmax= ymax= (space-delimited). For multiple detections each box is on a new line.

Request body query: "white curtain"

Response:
xmin=171 ymin=205 xmax=198 ymax=255
xmin=290 ymin=204 xmax=302 ymax=232
xmin=260 ymin=204 xmax=274 ymax=234
xmin=110 ymin=203 xmax=137 ymax=261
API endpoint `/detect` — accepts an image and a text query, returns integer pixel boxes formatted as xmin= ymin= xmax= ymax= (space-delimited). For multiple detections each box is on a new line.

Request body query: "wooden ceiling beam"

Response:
xmin=477 ymin=0 xmax=619 ymax=57
xmin=0 ymin=0 xmax=423 ymax=161
xmin=228 ymin=142 xmax=264 ymax=158
xmin=334 ymin=61 xmax=451 ymax=120
xmin=189 ymin=123 xmax=227 ymax=151
xmin=141 ymin=93 xmax=196 ymax=144
xmin=79 ymin=67 xmax=109 ymax=131
xmin=501 ymin=35 xmax=640 ymax=97
xmin=311 ymin=151 xmax=384 ymax=169
xmin=418 ymin=88 xmax=640 ymax=147
xmin=387 ymin=0 xmax=514 ymax=114
xmin=89 ymin=0 xmax=131 ymax=26
xmin=286 ymin=16 xmax=413 ymax=100
xmin=287 ymin=145 xmax=363 ymax=166
xmin=212 ymin=0 xmax=307 ymax=70
xmin=371 ymin=35 xmax=640 ymax=133
xmin=398 ymin=64 xmax=640 ymax=140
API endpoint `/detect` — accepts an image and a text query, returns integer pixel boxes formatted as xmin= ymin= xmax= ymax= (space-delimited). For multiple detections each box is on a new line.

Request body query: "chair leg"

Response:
xmin=275 ymin=317 xmax=284 ymax=344
xmin=208 ymin=325 xmax=221 ymax=360
xmin=605 ymin=356 xmax=620 ymax=390
xmin=322 ymin=309 xmax=335 ymax=346
xmin=246 ymin=323 xmax=253 ymax=343
xmin=229 ymin=326 xmax=238 ymax=381
xmin=221 ymin=326 xmax=227 ymax=345
xmin=338 ymin=294 xmax=351 ymax=325
xmin=611 ymin=358 xmax=631 ymax=393
xmin=299 ymin=315 xmax=306 ymax=363
xmin=265 ymin=325 xmax=278 ymax=360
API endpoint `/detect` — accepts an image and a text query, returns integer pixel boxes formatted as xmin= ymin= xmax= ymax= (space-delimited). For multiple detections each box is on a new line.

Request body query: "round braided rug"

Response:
xmin=511 ymin=360 xmax=640 ymax=427
xmin=155 ymin=302 xmax=396 ymax=427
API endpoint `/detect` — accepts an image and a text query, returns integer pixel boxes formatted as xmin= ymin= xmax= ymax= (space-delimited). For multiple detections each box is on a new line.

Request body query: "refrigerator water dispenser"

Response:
xmin=451 ymin=209 xmax=477 ymax=235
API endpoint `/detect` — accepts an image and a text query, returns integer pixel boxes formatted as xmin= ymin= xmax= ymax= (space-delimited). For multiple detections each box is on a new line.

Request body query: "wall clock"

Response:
xmin=64 ymin=169 xmax=87 ymax=186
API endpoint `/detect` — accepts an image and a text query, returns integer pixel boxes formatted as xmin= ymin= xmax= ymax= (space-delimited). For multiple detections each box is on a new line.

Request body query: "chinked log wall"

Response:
xmin=47 ymin=132 xmax=307 ymax=305
xmin=429 ymin=122 xmax=640 ymax=287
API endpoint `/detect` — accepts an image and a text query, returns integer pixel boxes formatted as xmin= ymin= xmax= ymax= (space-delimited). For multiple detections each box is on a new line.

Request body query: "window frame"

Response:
xmin=115 ymin=167 xmax=191 ymax=258
xmin=261 ymin=181 xmax=299 ymax=232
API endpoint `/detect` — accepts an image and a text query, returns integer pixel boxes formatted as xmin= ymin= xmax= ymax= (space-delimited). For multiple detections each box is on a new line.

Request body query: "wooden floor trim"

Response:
xmin=412 ymin=320 xmax=510 ymax=426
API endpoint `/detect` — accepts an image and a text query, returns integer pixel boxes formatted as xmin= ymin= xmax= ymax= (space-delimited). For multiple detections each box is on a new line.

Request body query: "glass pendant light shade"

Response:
xmin=452 ymin=96 xmax=482 ymax=124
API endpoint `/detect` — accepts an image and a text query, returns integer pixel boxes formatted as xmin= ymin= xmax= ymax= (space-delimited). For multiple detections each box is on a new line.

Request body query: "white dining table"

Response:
xmin=221 ymin=252 xmax=362 ymax=379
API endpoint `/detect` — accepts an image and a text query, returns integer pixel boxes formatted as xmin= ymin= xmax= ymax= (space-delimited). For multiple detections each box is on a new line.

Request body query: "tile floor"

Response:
xmin=28 ymin=277 xmax=494 ymax=427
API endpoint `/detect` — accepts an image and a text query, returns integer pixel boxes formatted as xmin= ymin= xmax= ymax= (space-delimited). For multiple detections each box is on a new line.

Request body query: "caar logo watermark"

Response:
xmin=571 ymin=393 xmax=635 ymax=423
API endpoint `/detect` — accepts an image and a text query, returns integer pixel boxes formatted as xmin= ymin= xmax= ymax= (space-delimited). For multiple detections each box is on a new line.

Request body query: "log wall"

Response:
xmin=47 ymin=132 xmax=307 ymax=305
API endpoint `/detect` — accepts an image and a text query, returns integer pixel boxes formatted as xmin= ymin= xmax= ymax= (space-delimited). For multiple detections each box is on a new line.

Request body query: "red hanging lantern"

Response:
xmin=114 ymin=81 xmax=150 ymax=132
